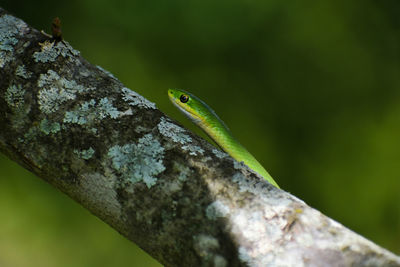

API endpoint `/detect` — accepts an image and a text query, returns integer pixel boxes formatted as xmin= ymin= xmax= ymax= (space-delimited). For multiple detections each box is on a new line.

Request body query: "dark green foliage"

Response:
xmin=2 ymin=0 xmax=399 ymax=265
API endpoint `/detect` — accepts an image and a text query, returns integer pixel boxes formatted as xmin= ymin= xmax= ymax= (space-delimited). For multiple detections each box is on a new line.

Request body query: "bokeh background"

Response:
xmin=1 ymin=0 xmax=400 ymax=266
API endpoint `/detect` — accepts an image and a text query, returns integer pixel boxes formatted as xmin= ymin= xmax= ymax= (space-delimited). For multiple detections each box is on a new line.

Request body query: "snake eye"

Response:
xmin=180 ymin=94 xmax=189 ymax=103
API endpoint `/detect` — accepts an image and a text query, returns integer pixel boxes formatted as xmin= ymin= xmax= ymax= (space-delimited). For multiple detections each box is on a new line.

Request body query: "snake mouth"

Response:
xmin=169 ymin=96 xmax=202 ymax=124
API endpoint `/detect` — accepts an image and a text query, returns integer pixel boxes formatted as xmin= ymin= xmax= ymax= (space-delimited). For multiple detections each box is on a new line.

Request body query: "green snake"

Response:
xmin=168 ymin=89 xmax=280 ymax=188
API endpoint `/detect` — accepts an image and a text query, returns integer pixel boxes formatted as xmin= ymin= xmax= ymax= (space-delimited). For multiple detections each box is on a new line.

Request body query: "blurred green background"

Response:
xmin=1 ymin=0 xmax=400 ymax=266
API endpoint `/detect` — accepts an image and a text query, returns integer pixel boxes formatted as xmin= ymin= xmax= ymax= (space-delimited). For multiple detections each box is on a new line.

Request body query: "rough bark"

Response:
xmin=0 ymin=8 xmax=399 ymax=267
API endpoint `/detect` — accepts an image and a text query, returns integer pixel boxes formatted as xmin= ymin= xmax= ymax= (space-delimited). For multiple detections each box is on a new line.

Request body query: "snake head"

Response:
xmin=168 ymin=89 xmax=203 ymax=124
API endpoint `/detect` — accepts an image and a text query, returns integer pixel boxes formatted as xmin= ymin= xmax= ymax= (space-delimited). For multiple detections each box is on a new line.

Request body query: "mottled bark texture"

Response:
xmin=0 ymin=8 xmax=399 ymax=267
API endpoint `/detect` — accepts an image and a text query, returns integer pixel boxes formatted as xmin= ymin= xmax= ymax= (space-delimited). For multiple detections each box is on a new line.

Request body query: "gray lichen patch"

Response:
xmin=90 ymin=127 xmax=98 ymax=134
xmin=122 ymin=87 xmax=156 ymax=109
xmin=21 ymin=127 xmax=37 ymax=144
xmin=108 ymin=134 xmax=165 ymax=188
xmin=158 ymin=117 xmax=192 ymax=144
xmin=237 ymin=246 xmax=253 ymax=266
xmin=231 ymin=171 xmax=279 ymax=200
xmin=39 ymin=118 xmax=61 ymax=134
xmin=193 ymin=234 xmax=220 ymax=256
xmin=64 ymin=97 xmax=119 ymax=125
xmin=233 ymin=160 xmax=255 ymax=176
xmin=5 ymin=84 xmax=24 ymax=108
xmin=97 ymin=97 xmax=120 ymax=119
xmin=64 ymin=99 xmax=95 ymax=125
xmin=158 ymin=117 xmax=205 ymax=156
xmin=193 ymin=234 xmax=227 ymax=267
xmin=212 ymin=148 xmax=228 ymax=159
xmin=37 ymin=70 xmax=90 ymax=114
xmin=173 ymin=163 xmax=191 ymax=182
xmin=0 ymin=14 xmax=28 ymax=67
xmin=74 ymin=147 xmax=95 ymax=160
xmin=182 ymin=144 xmax=204 ymax=156
xmin=233 ymin=160 xmax=247 ymax=171
xmin=206 ymin=200 xmax=231 ymax=221
xmin=5 ymin=82 xmax=28 ymax=130
xmin=33 ymin=40 xmax=79 ymax=63
xmin=0 ymin=49 xmax=14 ymax=67
xmin=178 ymin=170 xmax=189 ymax=182
xmin=0 ymin=15 xmax=18 ymax=51
xmin=15 ymin=65 xmax=32 ymax=78
xmin=19 ymin=118 xmax=61 ymax=144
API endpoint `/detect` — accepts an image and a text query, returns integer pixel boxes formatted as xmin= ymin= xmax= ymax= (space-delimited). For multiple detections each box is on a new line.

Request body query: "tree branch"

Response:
xmin=0 ymin=8 xmax=399 ymax=266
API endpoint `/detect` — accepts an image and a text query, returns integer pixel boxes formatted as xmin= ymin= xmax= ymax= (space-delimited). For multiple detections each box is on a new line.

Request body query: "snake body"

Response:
xmin=168 ymin=89 xmax=279 ymax=188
